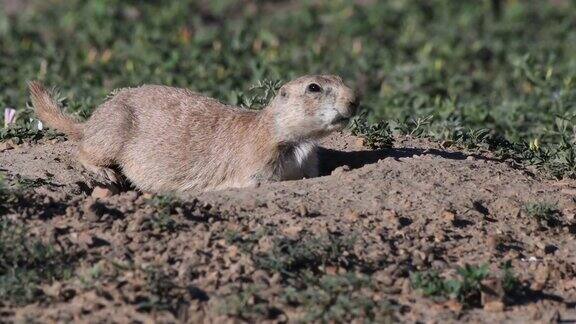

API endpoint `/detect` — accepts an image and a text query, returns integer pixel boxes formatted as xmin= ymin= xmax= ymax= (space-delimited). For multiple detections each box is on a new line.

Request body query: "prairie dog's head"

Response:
xmin=268 ymin=75 xmax=359 ymax=142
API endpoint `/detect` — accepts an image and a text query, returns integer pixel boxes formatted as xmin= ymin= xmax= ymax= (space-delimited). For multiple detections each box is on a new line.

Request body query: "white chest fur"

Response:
xmin=277 ymin=141 xmax=319 ymax=180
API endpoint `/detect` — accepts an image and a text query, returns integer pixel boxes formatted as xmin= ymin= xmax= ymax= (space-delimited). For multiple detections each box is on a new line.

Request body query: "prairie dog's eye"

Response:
xmin=307 ymin=83 xmax=322 ymax=93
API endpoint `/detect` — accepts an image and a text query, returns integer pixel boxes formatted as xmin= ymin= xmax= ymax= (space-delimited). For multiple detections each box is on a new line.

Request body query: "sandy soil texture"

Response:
xmin=1 ymin=132 xmax=575 ymax=323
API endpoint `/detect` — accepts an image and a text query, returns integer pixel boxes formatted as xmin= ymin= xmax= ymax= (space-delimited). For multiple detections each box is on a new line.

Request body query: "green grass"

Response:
xmin=1 ymin=1 xmax=575 ymax=177
xmin=13 ymin=175 xmax=50 ymax=190
xmin=0 ymin=220 xmax=75 ymax=305
xmin=233 ymin=78 xmax=283 ymax=110
xmin=501 ymin=261 xmax=521 ymax=295
xmin=522 ymin=201 xmax=562 ymax=226
xmin=216 ymin=284 xmax=276 ymax=321
xmin=0 ymin=175 xmax=19 ymax=215
xmin=220 ymin=231 xmax=393 ymax=322
xmin=145 ymin=195 xmax=181 ymax=233
xmin=410 ymin=264 xmax=487 ymax=306
xmin=218 ymin=274 xmax=394 ymax=322
xmin=410 ymin=263 xmax=521 ymax=308
xmin=136 ymin=266 xmax=189 ymax=314
xmin=225 ymin=228 xmax=363 ymax=278
xmin=281 ymin=273 xmax=394 ymax=322
xmin=349 ymin=111 xmax=394 ymax=149
xmin=253 ymin=233 xmax=359 ymax=278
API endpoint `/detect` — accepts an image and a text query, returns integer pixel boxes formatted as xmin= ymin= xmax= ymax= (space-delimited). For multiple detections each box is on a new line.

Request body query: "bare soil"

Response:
xmin=1 ymin=132 xmax=575 ymax=323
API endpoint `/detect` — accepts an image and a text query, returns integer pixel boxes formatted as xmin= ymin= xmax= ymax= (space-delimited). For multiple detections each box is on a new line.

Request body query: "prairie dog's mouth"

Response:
xmin=331 ymin=114 xmax=351 ymax=125
xmin=326 ymin=114 xmax=351 ymax=131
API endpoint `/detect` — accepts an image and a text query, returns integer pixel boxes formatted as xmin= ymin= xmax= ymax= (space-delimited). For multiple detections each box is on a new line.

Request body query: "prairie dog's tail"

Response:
xmin=28 ymin=81 xmax=83 ymax=140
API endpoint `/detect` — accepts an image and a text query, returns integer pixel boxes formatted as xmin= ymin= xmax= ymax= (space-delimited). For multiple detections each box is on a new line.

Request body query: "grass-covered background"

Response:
xmin=1 ymin=0 xmax=576 ymax=176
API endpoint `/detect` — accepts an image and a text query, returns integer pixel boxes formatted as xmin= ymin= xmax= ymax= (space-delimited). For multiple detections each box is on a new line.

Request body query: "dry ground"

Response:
xmin=1 ymin=132 xmax=575 ymax=323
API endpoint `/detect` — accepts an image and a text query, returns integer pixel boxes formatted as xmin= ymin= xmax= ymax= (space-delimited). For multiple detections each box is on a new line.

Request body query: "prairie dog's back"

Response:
xmin=88 ymin=85 xmax=266 ymax=192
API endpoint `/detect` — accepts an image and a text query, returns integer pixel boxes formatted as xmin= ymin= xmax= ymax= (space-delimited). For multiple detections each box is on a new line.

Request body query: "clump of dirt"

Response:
xmin=1 ymin=132 xmax=575 ymax=322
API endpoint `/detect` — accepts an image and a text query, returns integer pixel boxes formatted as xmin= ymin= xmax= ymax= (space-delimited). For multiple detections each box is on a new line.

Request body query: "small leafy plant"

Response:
xmin=137 ymin=266 xmax=190 ymax=315
xmin=253 ymin=233 xmax=358 ymax=278
xmin=522 ymin=201 xmax=562 ymax=226
xmin=349 ymin=111 xmax=394 ymax=149
xmin=501 ymin=261 xmax=520 ymax=295
xmin=145 ymin=195 xmax=181 ymax=233
xmin=222 ymin=230 xmax=389 ymax=321
xmin=281 ymin=273 xmax=393 ymax=322
xmin=0 ymin=220 xmax=76 ymax=305
xmin=411 ymin=263 xmax=519 ymax=308
xmin=217 ymin=284 xmax=276 ymax=321
xmin=0 ymin=175 xmax=19 ymax=215
xmin=233 ymin=79 xmax=282 ymax=110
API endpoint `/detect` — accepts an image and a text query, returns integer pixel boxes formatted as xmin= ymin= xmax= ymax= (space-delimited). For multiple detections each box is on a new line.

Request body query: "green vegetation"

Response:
xmin=225 ymin=229 xmax=362 ymax=278
xmin=522 ymin=201 xmax=562 ymax=226
xmin=411 ymin=263 xmax=520 ymax=307
xmin=349 ymin=111 xmax=394 ymax=149
xmin=0 ymin=220 xmax=75 ymax=305
xmin=145 ymin=195 xmax=181 ymax=233
xmin=137 ymin=266 xmax=189 ymax=315
xmin=411 ymin=264 xmax=486 ymax=306
xmin=0 ymin=175 xmax=19 ymax=215
xmin=0 ymin=124 xmax=44 ymax=142
xmin=253 ymin=233 xmax=359 ymax=277
xmin=216 ymin=284 xmax=275 ymax=321
xmin=219 ymin=273 xmax=393 ymax=322
xmin=501 ymin=261 xmax=521 ymax=295
xmin=281 ymin=273 xmax=393 ymax=322
xmin=221 ymin=231 xmax=392 ymax=322
xmin=1 ymin=1 xmax=575 ymax=177
xmin=232 ymin=79 xmax=282 ymax=110
xmin=78 ymin=260 xmax=198 ymax=316
xmin=13 ymin=175 xmax=50 ymax=190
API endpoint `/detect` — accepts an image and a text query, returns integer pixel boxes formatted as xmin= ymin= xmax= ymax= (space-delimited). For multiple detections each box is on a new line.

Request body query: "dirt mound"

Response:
xmin=1 ymin=132 xmax=575 ymax=322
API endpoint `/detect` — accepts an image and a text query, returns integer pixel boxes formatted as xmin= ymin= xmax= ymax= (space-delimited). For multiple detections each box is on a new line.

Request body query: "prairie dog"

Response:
xmin=28 ymin=75 xmax=358 ymax=193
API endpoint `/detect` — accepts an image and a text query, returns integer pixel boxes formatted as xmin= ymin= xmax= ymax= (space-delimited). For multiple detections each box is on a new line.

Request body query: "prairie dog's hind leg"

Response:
xmin=77 ymin=101 xmax=133 ymax=186
xmin=78 ymin=148 xmax=121 ymax=185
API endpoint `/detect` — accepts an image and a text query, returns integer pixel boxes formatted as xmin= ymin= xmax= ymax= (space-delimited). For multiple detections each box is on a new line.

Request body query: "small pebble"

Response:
xmin=444 ymin=299 xmax=463 ymax=312
xmin=297 ymin=203 xmax=308 ymax=217
xmin=441 ymin=210 xmax=456 ymax=222
xmin=91 ymin=186 xmax=114 ymax=199
xmin=343 ymin=209 xmax=361 ymax=222
xmin=483 ymin=301 xmax=505 ymax=312
xmin=331 ymin=165 xmax=351 ymax=176
xmin=82 ymin=199 xmax=103 ymax=221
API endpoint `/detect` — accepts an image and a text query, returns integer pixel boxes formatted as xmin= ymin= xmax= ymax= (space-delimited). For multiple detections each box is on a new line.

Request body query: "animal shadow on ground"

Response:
xmin=507 ymin=287 xmax=576 ymax=310
xmin=318 ymin=146 xmax=495 ymax=176
xmin=75 ymin=146 xmax=491 ymax=193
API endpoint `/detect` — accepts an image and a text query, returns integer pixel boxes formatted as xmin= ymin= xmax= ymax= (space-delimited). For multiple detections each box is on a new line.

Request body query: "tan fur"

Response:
xmin=28 ymin=81 xmax=83 ymax=140
xmin=28 ymin=75 xmax=358 ymax=193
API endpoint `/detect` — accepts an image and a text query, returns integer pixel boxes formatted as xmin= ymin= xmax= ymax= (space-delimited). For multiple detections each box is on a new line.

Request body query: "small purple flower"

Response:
xmin=4 ymin=107 xmax=16 ymax=128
